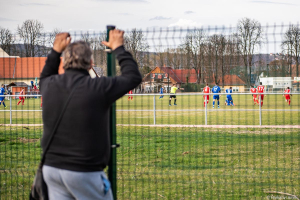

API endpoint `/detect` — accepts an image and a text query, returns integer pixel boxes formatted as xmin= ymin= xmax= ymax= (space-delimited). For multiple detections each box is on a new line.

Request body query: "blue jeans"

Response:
xmin=43 ymin=165 xmax=113 ymax=200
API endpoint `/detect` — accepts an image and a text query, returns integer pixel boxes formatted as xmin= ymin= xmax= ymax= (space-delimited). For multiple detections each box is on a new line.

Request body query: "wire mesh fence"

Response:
xmin=0 ymin=23 xmax=300 ymax=199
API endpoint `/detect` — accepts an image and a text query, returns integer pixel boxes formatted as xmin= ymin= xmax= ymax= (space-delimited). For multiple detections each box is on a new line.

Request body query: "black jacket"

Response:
xmin=40 ymin=46 xmax=142 ymax=172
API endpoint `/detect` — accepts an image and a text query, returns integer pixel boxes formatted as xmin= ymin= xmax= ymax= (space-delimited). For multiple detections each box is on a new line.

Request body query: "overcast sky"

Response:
xmin=0 ymin=0 xmax=299 ymax=33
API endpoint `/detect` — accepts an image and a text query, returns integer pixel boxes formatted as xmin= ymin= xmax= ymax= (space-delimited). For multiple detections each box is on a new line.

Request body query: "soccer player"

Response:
xmin=283 ymin=87 xmax=292 ymax=106
xmin=212 ymin=82 xmax=221 ymax=108
xmin=17 ymin=88 xmax=25 ymax=105
xmin=203 ymin=83 xmax=210 ymax=107
xmin=257 ymin=82 xmax=265 ymax=107
xmin=169 ymin=84 xmax=184 ymax=106
xmin=159 ymin=86 xmax=164 ymax=99
xmin=0 ymin=84 xmax=7 ymax=108
xmin=250 ymin=85 xmax=259 ymax=105
xmin=225 ymin=87 xmax=235 ymax=106
xmin=128 ymin=90 xmax=133 ymax=101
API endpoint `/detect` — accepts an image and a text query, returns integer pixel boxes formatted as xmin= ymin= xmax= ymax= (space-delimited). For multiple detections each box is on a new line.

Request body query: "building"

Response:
xmin=260 ymin=77 xmax=293 ymax=90
xmin=142 ymin=66 xmax=197 ymax=92
xmin=142 ymin=66 xmax=247 ymax=92
xmin=218 ymin=75 xmax=247 ymax=92
xmin=0 ymin=48 xmax=99 ymax=96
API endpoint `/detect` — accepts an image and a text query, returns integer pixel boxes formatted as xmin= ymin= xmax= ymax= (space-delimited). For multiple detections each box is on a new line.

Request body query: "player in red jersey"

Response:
xmin=283 ymin=87 xmax=292 ymax=106
xmin=250 ymin=85 xmax=259 ymax=105
xmin=128 ymin=90 xmax=133 ymax=101
xmin=203 ymin=83 xmax=210 ymax=107
xmin=17 ymin=88 xmax=25 ymax=105
xmin=257 ymin=82 xmax=265 ymax=107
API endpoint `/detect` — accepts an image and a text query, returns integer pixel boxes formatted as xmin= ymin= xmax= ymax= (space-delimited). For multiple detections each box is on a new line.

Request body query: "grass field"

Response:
xmin=0 ymin=94 xmax=299 ymax=199
xmin=0 ymin=126 xmax=299 ymax=199
xmin=0 ymin=94 xmax=299 ymax=125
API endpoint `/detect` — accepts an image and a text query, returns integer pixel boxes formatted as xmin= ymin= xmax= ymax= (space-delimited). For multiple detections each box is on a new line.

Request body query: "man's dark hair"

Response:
xmin=250 ymin=85 xmax=253 ymax=88
xmin=63 ymin=41 xmax=93 ymax=70
xmin=230 ymin=87 xmax=232 ymax=89
xmin=287 ymin=87 xmax=290 ymax=89
xmin=215 ymin=82 xmax=218 ymax=85
xmin=260 ymin=82 xmax=262 ymax=85
xmin=206 ymin=83 xmax=208 ymax=86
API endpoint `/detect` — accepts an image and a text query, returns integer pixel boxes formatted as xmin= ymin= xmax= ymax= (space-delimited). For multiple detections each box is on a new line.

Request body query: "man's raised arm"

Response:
xmin=101 ymin=29 xmax=142 ymax=103
xmin=40 ymin=33 xmax=71 ymax=90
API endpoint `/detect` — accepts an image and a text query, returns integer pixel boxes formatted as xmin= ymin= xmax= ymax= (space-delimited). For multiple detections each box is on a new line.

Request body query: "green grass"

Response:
xmin=0 ymin=126 xmax=300 ymax=199
xmin=0 ymin=94 xmax=299 ymax=125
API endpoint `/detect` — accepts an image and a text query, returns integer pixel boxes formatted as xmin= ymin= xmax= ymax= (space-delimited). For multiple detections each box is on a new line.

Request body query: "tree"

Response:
xmin=236 ymin=18 xmax=263 ymax=87
xmin=49 ymin=28 xmax=61 ymax=45
xmin=268 ymin=59 xmax=289 ymax=77
xmin=0 ymin=27 xmax=14 ymax=55
xmin=206 ymin=34 xmax=228 ymax=84
xmin=17 ymin=19 xmax=44 ymax=57
xmin=124 ymin=29 xmax=150 ymax=75
xmin=80 ymin=31 xmax=108 ymax=76
xmin=282 ymin=25 xmax=300 ymax=89
xmin=166 ymin=47 xmax=185 ymax=69
xmin=181 ymin=29 xmax=206 ymax=84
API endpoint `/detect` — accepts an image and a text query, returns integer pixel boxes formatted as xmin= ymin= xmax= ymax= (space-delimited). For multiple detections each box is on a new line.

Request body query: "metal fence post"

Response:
xmin=10 ymin=96 xmax=12 ymax=124
xmin=205 ymin=95 xmax=208 ymax=125
xmin=106 ymin=25 xmax=117 ymax=200
xmin=259 ymin=95 xmax=262 ymax=126
xmin=153 ymin=95 xmax=156 ymax=125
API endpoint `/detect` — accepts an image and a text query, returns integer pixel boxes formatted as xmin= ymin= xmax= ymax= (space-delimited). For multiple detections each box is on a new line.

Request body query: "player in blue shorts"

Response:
xmin=225 ymin=87 xmax=235 ymax=106
xmin=212 ymin=83 xmax=221 ymax=108
xmin=159 ymin=86 xmax=164 ymax=99
xmin=0 ymin=84 xmax=7 ymax=108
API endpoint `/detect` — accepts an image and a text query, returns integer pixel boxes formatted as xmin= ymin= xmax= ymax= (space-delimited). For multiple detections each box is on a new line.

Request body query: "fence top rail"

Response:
xmin=0 ymin=93 xmax=299 ymax=97
xmin=0 ymin=95 xmax=42 ymax=97
xmin=123 ymin=92 xmax=300 ymax=96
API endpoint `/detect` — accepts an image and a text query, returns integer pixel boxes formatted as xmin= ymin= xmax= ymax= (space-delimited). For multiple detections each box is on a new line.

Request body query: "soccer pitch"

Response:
xmin=117 ymin=94 xmax=300 ymax=126
xmin=1 ymin=94 xmax=298 ymax=126
xmin=0 ymin=126 xmax=299 ymax=199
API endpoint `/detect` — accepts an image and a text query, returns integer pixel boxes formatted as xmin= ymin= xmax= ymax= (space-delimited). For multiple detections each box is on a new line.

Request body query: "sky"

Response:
xmin=0 ymin=0 xmax=299 ymax=33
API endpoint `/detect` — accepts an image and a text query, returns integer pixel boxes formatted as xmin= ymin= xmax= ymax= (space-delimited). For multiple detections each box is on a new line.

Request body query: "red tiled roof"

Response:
xmin=173 ymin=69 xmax=197 ymax=83
xmin=217 ymin=75 xmax=246 ymax=85
xmin=0 ymin=57 xmax=64 ymax=79
xmin=160 ymin=67 xmax=182 ymax=83
xmin=144 ymin=66 xmax=246 ymax=85
xmin=160 ymin=67 xmax=198 ymax=83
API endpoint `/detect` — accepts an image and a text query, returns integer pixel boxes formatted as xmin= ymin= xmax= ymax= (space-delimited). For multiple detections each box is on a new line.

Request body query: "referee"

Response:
xmin=169 ymin=84 xmax=184 ymax=106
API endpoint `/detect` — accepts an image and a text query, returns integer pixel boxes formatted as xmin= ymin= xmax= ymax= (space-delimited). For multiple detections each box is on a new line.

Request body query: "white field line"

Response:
xmin=118 ymin=124 xmax=300 ymax=129
xmin=1 ymin=124 xmax=300 ymax=128
xmin=1 ymin=109 xmax=300 ymax=112
xmin=115 ymin=109 xmax=300 ymax=112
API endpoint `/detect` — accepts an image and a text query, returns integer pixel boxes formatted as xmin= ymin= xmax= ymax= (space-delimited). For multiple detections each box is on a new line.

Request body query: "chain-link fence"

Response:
xmin=0 ymin=23 xmax=300 ymax=199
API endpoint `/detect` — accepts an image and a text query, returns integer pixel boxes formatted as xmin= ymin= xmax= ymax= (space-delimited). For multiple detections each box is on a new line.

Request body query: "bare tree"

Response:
xmin=223 ymin=35 xmax=240 ymax=86
xmin=181 ymin=29 xmax=206 ymax=84
xmin=236 ymin=18 xmax=263 ymax=87
xmin=282 ymin=25 xmax=300 ymax=89
xmin=268 ymin=59 xmax=289 ymax=77
xmin=166 ymin=47 xmax=185 ymax=69
xmin=124 ymin=29 xmax=150 ymax=75
xmin=206 ymin=34 xmax=226 ymax=84
xmin=80 ymin=31 xmax=108 ymax=76
xmin=0 ymin=27 xmax=14 ymax=55
xmin=49 ymin=28 xmax=61 ymax=45
xmin=17 ymin=19 xmax=44 ymax=57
